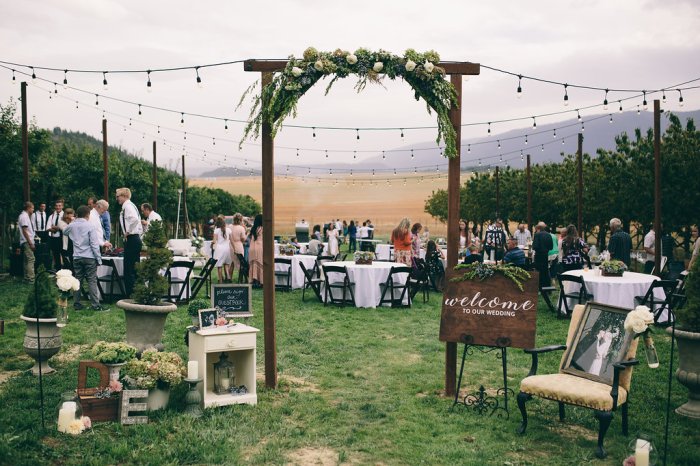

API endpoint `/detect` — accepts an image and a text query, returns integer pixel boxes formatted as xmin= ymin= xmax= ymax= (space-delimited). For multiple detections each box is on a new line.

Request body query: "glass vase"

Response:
xmin=57 ymin=296 xmax=69 ymax=328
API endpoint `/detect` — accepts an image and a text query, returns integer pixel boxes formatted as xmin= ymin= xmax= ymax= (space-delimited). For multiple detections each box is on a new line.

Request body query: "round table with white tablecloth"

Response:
xmin=321 ymin=260 xmax=409 ymax=308
xmin=97 ymin=256 xmax=194 ymax=300
xmin=562 ymin=269 xmax=664 ymax=310
xmin=274 ymin=254 xmax=318 ymax=289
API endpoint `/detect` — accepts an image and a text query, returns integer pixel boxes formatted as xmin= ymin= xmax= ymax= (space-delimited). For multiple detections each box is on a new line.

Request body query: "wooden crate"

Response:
xmin=77 ymin=361 xmax=120 ymax=422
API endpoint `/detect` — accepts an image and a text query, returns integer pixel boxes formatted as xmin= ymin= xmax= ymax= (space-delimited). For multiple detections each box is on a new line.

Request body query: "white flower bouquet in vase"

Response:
xmin=55 ymin=270 xmax=80 ymax=327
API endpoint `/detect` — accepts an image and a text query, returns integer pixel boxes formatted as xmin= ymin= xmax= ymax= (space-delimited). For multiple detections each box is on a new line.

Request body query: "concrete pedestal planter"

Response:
xmin=116 ymin=299 xmax=177 ymax=353
xmin=668 ymin=327 xmax=700 ymax=419
xmin=20 ymin=316 xmax=62 ymax=375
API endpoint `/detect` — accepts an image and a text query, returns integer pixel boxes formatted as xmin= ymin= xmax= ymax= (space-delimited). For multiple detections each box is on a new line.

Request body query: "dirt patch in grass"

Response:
xmin=550 ymin=422 xmax=597 ymax=441
xmin=242 ymin=437 xmax=269 ymax=463
xmin=0 ymin=370 xmax=20 ymax=388
xmin=55 ymin=344 xmax=88 ymax=364
xmin=282 ymin=374 xmax=321 ymax=393
xmin=285 ymin=447 xmax=338 ymax=466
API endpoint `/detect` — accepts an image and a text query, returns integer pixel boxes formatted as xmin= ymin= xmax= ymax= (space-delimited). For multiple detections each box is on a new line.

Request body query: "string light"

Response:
xmin=662 ymin=90 xmax=667 ymax=104
xmin=637 ymin=105 xmax=641 ymax=115
xmin=102 ymin=72 xmax=108 ymax=90
xmin=356 ymin=128 xmax=360 ymax=140
xmin=75 ymin=101 xmax=78 ymax=109
xmin=516 ymin=74 xmax=522 ymax=98
xmin=467 ymin=144 xmax=471 ymax=153
xmin=62 ymin=70 xmax=68 ymax=87
xmin=31 ymin=67 xmax=36 ymax=80
xmin=11 ymin=69 xmax=16 ymax=82
xmin=603 ymin=89 xmax=609 ymax=109
xmin=678 ymin=89 xmax=684 ymax=107
xmin=541 ymin=144 xmax=544 ymax=152
xmin=53 ymin=83 xmax=57 ymax=94
xmin=577 ymin=110 xmax=581 ymax=121
xmin=157 ymin=126 xmax=160 ymax=134
xmin=497 ymin=140 xmax=501 ymax=149
xmin=312 ymin=127 xmax=316 ymax=138
xmin=520 ymin=150 xmax=524 ymax=161
xmin=212 ymin=137 xmax=216 ymax=146
xmin=642 ymin=91 xmax=648 ymax=110
xmin=563 ymin=84 xmax=569 ymax=106
xmin=224 ymin=119 xmax=228 ymax=131
xmin=411 ymin=149 xmax=414 ymax=159
xmin=180 ymin=112 xmax=184 ymax=125
xmin=562 ymin=138 xmax=565 ymax=145
xmin=609 ymin=114 xmax=613 ymax=124
xmin=525 ymin=134 xmax=528 ymax=145
xmin=195 ymin=67 xmax=203 ymax=88
xmin=353 ymin=150 xmax=357 ymax=159
xmin=95 ymin=94 xmax=99 ymax=106
xmin=581 ymin=122 xmax=585 ymax=132
xmin=532 ymin=116 xmax=536 ymax=128
xmin=619 ymin=100 xmax=623 ymax=113
xmin=146 ymin=70 xmax=152 ymax=92
xmin=553 ymin=129 xmax=557 ymax=138
xmin=382 ymin=151 xmax=385 ymax=159
xmin=325 ymin=149 xmax=328 ymax=158
xmin=138 ymin=104 xmax=142 ymax=115
xmin=487 ymin=122 xmax=491 ymax=136
xmin=296 ymin=148 xmax=299 ymax=157
xmin=400 ymin=128 xmax=404 ymax=138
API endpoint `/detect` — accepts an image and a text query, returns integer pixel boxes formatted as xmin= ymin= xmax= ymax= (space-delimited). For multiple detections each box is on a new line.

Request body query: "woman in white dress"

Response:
xmin=327 ymin=222 xmax=339 ymax=257
xmin=213 ymin=217 xmax=233 ymax=283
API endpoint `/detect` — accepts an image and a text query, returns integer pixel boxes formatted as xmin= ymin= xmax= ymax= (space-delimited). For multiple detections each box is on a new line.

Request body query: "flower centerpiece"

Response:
xmin=600 ymin=259 xmax=627 ymax=277
xmin=191 ymin=236 xmax=204 ymax=254
xmin=55 ymin=269 xmax=80 ymax=327
xmin=122 ymin=349 xmax=186 ymax=411
xmin=354 ymin=251 xmax=375 ymax=265
xmin=91 ymin=341 xmax=137 ymax=381
xmin=278 ymin=243 xmax=296 ymax=256
xmin=21 ymin=265 xmax=62 ymax=375
xmin=451 ymin=262 xmax=531 ymax=291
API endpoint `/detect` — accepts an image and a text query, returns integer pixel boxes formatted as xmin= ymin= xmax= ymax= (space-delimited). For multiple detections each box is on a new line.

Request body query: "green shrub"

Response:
xmin=187 ymin=298 xmax=211 ymax=317
xmin=23 ymin=266 xmax=58 ymax=318
xmin=677 ymin=258 xmax=700 ymax=331
xmin=132 ymin=220 xmax=172 ymax=305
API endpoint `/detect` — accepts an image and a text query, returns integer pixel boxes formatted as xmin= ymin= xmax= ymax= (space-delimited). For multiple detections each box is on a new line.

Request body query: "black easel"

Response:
xmin=452 ymin=335 xmax=512 ymax=418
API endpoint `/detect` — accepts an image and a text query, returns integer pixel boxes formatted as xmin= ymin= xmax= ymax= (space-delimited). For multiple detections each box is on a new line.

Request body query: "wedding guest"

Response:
xmin=248 ymin=214 xmax=264 ymax=287
xmin=426 ymin=240 xmax=446 ymax=291
xmin=484 ymin=218 xmax=506 ymax=261
xmin=64 ymin=205 xmax=106 ymax=311
xmin=140 ymin=203 xmax=162 ymax=233
xmin=688 ymin=225 xmax=699 ymax=270
xmin=32 ymin=202 xmax=49 ymax=243
xmin=608 ymin=217 xmax=632 ymax=266
xmin=312 ymin=224 xmax=322 ymax=241
xmin=18 ymin=202 xmax=36 ymax=283
xmin=228 ymin=213 xmax=247 ymax=279
xmin=359 ymin=221 xmax=369 ymax=251
xmin=58 ymin=208 xmax=75 ymax=270
xmin=327 ymin=222 xmax=339 ymax=257
xmin=347 ymin=220 xmax=357 ymax=253
xmin=89 ymin=200 xmax=112 ymax=249
xmin=411 ymin=223 xmax=423 ymax=258
xmin=342 ymin=220 xmax=348 ymax=237
xmin=503 ymin=238 xmax=527 ymax=268
xmin=213 ymin=217 xmax=232 ymax=283
xmin=88 ymin=197 xmax=111 ymax=242
xmin=514 ymin=223 xmax=532 ymax=247
xmin=391 ymin=218 xmax=413 ymax=266
xmin=533 ymin=221 xmax=554 ymax=288
xmin=560 ymin=225 xmax=589 ymax=272
xmin=643 ymin=225 xmax=656 ymax=274
xmin=458 ymin=219 xmax=470 ymax=250
xmin=116 ymin=187 xmax=143 ymax=296
xmin=47 ymin=199 xmax=65 ymax=270
xmin=463 ymin=245 xmax=482 ymax=265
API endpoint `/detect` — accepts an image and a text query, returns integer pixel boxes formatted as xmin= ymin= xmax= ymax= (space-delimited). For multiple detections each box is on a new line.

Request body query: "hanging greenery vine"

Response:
xmin=450 ymin=262 xmax=531 ymax=291
xmin=238 ymin=48 xmax=460 ymax=157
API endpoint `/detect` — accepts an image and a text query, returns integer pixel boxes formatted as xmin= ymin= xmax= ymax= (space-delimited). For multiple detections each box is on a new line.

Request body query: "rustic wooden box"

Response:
xmin=77 ymin=360 xmax=120 ymax=422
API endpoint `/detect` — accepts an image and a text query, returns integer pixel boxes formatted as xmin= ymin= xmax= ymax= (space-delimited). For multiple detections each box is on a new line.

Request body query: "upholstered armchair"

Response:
xmin=516 ymin=304 xmax=639 ymax=459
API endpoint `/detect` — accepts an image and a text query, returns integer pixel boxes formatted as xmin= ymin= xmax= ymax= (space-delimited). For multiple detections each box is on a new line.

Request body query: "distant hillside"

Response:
xmin=199 ymin=109 xmax=700 ymax=177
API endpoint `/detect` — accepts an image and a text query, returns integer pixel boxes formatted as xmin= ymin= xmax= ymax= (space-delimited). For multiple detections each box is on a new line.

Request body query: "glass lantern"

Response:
xmin=626 ymin=434 xmax=658 ymax=466
xmin=56 ymin=391 xmax=83 ymax=433
xmin=213 ymin=353 xmax=235 ymax=395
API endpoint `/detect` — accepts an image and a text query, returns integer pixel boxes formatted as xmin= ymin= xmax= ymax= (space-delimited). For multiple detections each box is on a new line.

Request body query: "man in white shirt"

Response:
xmin=140 ymin=203 xmax=162 ymax=233
xmin=643 ymin=226 xmax=655 ymax=274
xmin=513 ymin=223 xmax=532 ymax=247
xmin=47 ymin=199 xmax=64 ymax=270
xmin=359 ymin=221 xmax=369 ymax=251
xmin=89 ymin=200 xmax=112 ymax=249
xmin=32 ymin=202 xmax=48 ymax=243
xmin=18 ymin=202 xmax=36 ymax=283
xmin=117 ymin=187 xmax=143 ymax=296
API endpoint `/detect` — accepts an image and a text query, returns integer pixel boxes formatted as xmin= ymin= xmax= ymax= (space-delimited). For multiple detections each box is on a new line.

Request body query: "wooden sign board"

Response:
xmin=211 ymin=284 xmax=253 ymax=317
xmin=439 ymin=271 xmax=539 ymax=349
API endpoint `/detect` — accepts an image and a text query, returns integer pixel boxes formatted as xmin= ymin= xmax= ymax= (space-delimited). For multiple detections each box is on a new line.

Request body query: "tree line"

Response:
xmin=0 ymin=100 xmax=260 ymax=233
xmin=424 ymin=113 xmax=700 ymax=251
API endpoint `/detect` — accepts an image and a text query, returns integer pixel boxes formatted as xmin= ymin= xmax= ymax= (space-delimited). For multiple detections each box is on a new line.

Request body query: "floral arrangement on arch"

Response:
xmin=451 ymin=262 xmax=531 ymax=291
xmin=239 ymin=48 xmax=460 ymax=157
xmin=122 ymin=349 xmax=185 ymax=390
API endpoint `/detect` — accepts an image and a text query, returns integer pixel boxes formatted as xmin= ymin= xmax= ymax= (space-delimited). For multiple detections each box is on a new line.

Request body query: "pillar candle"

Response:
xmin=187 ymin=361 xmax=198 ymax=380
xmin=635 ymin=439 xmax=650 ymax=466
xmin=220 ymin=378 xmax=230 ymax=390
xmin=57 ymin=402 xmax=77 ymax=433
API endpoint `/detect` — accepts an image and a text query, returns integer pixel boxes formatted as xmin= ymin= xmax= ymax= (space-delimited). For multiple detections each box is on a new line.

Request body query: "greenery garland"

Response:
xmin=239 ymin=48 xmax=460 ymax=157
xmin=450 ymin=262 xmax=531 ymax=291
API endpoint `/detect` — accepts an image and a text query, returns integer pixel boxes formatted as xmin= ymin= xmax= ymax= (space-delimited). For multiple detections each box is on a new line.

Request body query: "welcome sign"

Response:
xmin=439 ymin=271 xmax=539 ymax=349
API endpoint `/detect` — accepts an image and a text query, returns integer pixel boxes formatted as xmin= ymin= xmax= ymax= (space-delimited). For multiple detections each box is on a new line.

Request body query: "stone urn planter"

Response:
xmin=667 ymin=327 xmax=700 ymax=419
xmin=20 ymin=316 xmax=62 ymax=375
xmin=116 ymin=299 xmax=177 ymax=353
xmin=146 ymin=386 xmax=171 ymax=411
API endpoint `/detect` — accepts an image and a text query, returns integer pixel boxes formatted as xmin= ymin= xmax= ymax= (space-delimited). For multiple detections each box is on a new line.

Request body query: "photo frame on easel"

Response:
xmin=198 ymin=309 xmax=218 ymax=329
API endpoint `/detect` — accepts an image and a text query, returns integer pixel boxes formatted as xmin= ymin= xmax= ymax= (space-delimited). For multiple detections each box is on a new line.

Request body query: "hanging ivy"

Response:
xmin=239 ymin=48 xmax=460 ymax=157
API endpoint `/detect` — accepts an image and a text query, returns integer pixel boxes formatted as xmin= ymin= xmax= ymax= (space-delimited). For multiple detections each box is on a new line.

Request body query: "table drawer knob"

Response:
xmin=228 ymin=341 xmax=237 ymax=348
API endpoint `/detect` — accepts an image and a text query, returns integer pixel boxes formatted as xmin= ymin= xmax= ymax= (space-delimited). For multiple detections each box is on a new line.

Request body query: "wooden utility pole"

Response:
xmin=495 ymin=166 xmax=500 ymax=218
xmin=21 ymin=82 xmax=29 ymax=202
xmin=152 ymin=141 xmax=158 ymax=211
xmin=181 ymin=154 xmax=187 ymax=236
xmin=577 ymin=133 xmax=583 ymax=235
xmin=102 ymin=119 xmax=109 ymax=200
xmin=654 ymin=100 xmax=662 ymax=274
xmin=526 ymin=154 xmax=532 ymax=231
xmin=244 ymin=59 xmax=480 ymax=394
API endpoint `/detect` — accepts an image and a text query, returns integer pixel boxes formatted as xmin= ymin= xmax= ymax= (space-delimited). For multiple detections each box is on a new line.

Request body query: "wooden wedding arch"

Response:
xmin=244 ymin=59 xmax=480 ymax=396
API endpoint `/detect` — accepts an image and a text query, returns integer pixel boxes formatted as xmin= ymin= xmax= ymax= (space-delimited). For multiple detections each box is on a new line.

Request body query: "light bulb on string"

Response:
xmin=356 ymin=128 xmax=360 ymax=140
xmin=577 ymin=110 xmax=581 ymax=121
xmin=372 ymin=169 xmax=375 ymax=177
xmin=603 ymin=89 xmax=609 ymax=110
xmin=157 ymin=126 xmax=160 ymax=134
xmin=382 ymin=151 xmax=385 ymax=159
xmin=95 ymin=94 xmax=99 ymax=106
xmin=553 ymin=128 xmax=557 ymax=138
xmin=562 ymin=138 xmax=565 ymax=145
xmin=487 ymin=122 xmax=491 ymax=136
xmin=581 ymin=121 xmax=585 ymax=132
xmin=393 ymin=168 xmax=397 ymax=176
xmin=678 ymin=89 xmax=684 ymax=107
xmin=146 ymin=71 xmax=152 ymax=92
xmin=195 ymin=67 xmax=203 ymax=89
xmin=414 ymin=167 xmax=417 ymax=174
xmin=499 ymin=154 xmax=503 ymax=162
xmin=467 ymin=144 xmax=471 ymax=153
xmin=53 ymin=83 xmax=58 ymax=94
xmin=31 ymin=67 xmax=36 ymax=80
xmin=609 ymin=114 xmax=613 ymax=124
xmin=180 ymin=112 xmax=185 ymax=125
xmin=353 ymin=150 xmax=357 ymax=159
xmin=325 ymin=149 xmax=328 ymax=158
xmin=520 ymin=150 xmax=524 ymax=161
xmin=138 ymin=104 xmax=142 ymax=115
xmin=48 ymin=89 xmax=52 ymax=100
xmin=532 ymin=117 xmax=536 ymax=128
xmin=619 ymin=101 xmax=623 ymax=113
xmin=411 ymin=149 xmax=414 ymax=159
xmin=563 ymin=84 xmax=569 ymax=106
xmin=224 ymin=119 xmax=229 ymax=131
xmin=184 ymin=132 xmax=188 ymax=141
xmin=642 ymin=91 xmax=648 ymax=110
xmin=497 ymin=140 xmax=501 ymax=149
xmin=516 ymin=74 xmax=522 ymax=98
xmin=296 ymin=148 xmax=299 ymax=157
xmin=102 ymin=72 xmax=108 ymax=91
xmin=11 ymin=69 xmax=16 ymax=82
xmin=62 ymin=70 xmax=67 ymax=88
xmin=637 ymin=105 xmax=641 ymax=115
xmin=525 ymin=134 xmax=528 ymax=145
xmin=400 ymin=128 xmax=404 ymax=138
xmin=662 ymin=90 xmax=667 ymax=104
xmin=75 ymin=101 xmax=79 ymax=109
xmin=312 ymin=127 xmax=316 ymax=138
xmin=541 ymin=144 xmax=544 ymax=152
xmin=212 ymin=138 xmax=216 ymax=146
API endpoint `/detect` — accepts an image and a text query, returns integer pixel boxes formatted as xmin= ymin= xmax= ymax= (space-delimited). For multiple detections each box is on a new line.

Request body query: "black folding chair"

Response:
xmin=556 ymin=273 xmax=594 ymax=317
xmin=634 ymin=279 xmax=679 ymax=325
xmin=191 ymin=257 xmax=217 ymax=299
xmin=274 ymin=257 xmax=293 ymax=292
xmin=409 ymin=258 xmax=430 ymax=303
xmin=316 ymin=255 xmax=335 ymax=278
xmin=322 ymin=264 xmax=355 ymax=307
xmin=237 ymin=254 xmax=249 ymax=284
xmin=96 ymin=257 xmax=126 ymax=302
xmin=164 ymin=260 xmax=195 ymax=303
xmin=379 ymin=265 xmax=412 ymax=308
xmin=299 ymin=261 xmax=323 ymax=303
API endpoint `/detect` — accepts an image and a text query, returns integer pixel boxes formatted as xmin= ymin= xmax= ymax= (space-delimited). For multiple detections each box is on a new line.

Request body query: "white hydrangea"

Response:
xmin=424 ymin=61 xmax=435 ymax=73
xmin=56 ymin=269 xmax=73 ymax=278
xmin=373 ymin=62 xmax=384 ymax=72
xmin=346 ymin=54 xmax=358 ymax=65
xmin=624 ymin=305 xmax=654 ymax=334
xmin=291 ymin=67 xmax=303 ymax=77
xmin=71 ymin=277 xmax=81 ymax=291
xmin=405 ymin=60 xmax=416 ymax=72
xmin=57 ymin=276 xmax=75 ymax=292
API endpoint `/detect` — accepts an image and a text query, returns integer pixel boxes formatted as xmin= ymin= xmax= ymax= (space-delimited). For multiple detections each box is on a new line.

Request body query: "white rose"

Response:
xmin=624 ymin=314 xmax=647 ymax=334
xmin=72 ymin=277 xmax=81 ymax=291
xmin=424 ymin=61 xmax=435 ymax=73
xmin=405 ymin=60 xmax=416 ymax=72
xmin=314 ymin=60 xmax=324 ymax=71
xmin=56 ymin=269 xmax=73 ymax=278
xmin=57 ymin=276 xmax=74 ymax=292
xmin=346 ymin=54 xmax=358 ymax=65
xmin=291 ymin=67 xmax=303 ymax=77
xmin=633 ymin=305 xmax=654 ymax=324
xmin=373 ymin=62 xmax=384 ymax=72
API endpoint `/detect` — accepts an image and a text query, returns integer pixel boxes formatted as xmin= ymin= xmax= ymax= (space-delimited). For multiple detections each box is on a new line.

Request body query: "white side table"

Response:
xmin=188 ymin=324 xmax=259 ymax=408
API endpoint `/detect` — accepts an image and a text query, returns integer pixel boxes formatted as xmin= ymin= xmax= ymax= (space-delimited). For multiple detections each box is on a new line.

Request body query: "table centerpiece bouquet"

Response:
xmin=354 ymin=251 xmax=375 ymax=265
xmin=278 ymin=243 xmax=296 ymax=256
xmin=190 ymin=236 xmax=204 ymax=254
xmin=600 ymin=259 xmax=627 ymax=277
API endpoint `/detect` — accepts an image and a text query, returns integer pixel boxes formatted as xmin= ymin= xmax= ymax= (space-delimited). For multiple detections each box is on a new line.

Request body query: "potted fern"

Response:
xmin=667 ymin=257 xmax=700 ymax=418
xmin=116 ymin=220 xmax=177 ymax=352
xmin=20 ymin=265 xmax=62 ymax=375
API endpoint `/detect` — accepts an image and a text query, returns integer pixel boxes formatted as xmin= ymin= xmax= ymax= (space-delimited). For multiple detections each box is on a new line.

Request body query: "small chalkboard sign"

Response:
xmin=211 ymin=284 xmax=253 ymax=317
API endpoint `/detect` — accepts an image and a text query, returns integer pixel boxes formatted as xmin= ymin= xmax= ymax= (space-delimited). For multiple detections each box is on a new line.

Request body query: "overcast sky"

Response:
xmin=1 ymin=0 xmax=699 ymax=173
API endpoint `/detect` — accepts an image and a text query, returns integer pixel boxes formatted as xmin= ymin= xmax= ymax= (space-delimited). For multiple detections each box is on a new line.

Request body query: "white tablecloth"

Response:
xmin=321 ymin=261 xmax=409 ymax=308
xmin=375 ymin=244 xmax=392 ymax=260
xmin=274 ymin=254 xmax=318 ymax=289
xmin=97 ymin=256 xmax=193 ymax=300
xmin=562 ymin=269 xmax=664 ymax=310
xmin=203 ymin=240 xmax=212 ymax=258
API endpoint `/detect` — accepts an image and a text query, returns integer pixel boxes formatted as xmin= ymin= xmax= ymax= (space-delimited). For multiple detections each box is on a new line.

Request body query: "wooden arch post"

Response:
xmin=244 ymin=59 xmax=480 ymax=392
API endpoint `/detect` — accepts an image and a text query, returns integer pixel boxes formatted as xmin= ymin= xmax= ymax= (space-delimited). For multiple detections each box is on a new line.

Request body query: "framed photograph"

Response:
xmin=562 ymin=302 xmax=632 ymax=385
xmin=198 ymin=308 xmax=219 ymax=329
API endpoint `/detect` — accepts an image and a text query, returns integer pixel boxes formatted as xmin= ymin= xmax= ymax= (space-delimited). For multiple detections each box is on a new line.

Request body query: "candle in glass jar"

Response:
xmin=635 ymin=438 xmax=650 ymax=466
xmin=57 ymin=401 xmax=77 ymax=433
xmin=220 ymin=378 xmax=230 ymax=391
xmin=187 ymin=361 xmax=198 ymax=380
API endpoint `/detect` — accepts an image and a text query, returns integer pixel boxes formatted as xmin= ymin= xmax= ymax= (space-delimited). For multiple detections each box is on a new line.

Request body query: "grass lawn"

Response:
xmin=0 ymin=261 xmax=698 ymax=465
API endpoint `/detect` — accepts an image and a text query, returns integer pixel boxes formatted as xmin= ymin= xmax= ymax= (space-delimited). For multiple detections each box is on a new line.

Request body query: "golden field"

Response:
xmin=190 ymin=175 xmax=451 ymax=237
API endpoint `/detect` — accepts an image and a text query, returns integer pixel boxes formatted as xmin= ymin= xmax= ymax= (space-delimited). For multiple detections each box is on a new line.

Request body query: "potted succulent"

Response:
xmin=354 ymin=251 xmax=375 ymax=265
xmin=187 ymin=298 xmax=211 ymax=326
xmin=91 ymin=341 xmax=137 ymax=381
xmin=667 ymin=257 xmax=700 ymax=418
xmin=21 ymin=266 xmax=62 ymax=375
xmin=116 ymin=220 xmax=177 ymax=352
xmin=600 ymin=259 xmax=627 ymax=277
xmin=122 ymin=349 xmax=185 ymax=410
